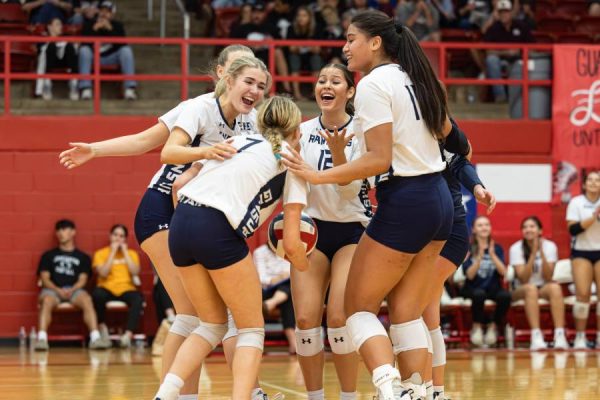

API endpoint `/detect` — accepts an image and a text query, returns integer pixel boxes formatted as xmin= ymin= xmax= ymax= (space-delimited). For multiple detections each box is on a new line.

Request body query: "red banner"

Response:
xmin=552 ymin=45 xmax=600 ymax=204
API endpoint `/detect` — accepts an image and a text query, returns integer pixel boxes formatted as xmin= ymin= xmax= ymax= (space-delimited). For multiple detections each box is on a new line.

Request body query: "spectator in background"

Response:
xmin=512 ymin=0 xmax=536 ymax=30
xmin=253 ymin=243 xmax=296 ymax=355
xmin=482 ymin=0 xmax=533 ymax=103
xmin=70 ymin=0 xmax=99 ymax=25
xmin=22 ymin=0 xmax=77 ymax=24
xmin=211 ymin=0 xmax=243 ymax=8
xmin=35 ymin=18 xmax=79 ymax=101
xmin=589 ymin=0 xmax=600 ymax=16
xmin=78 ymin=0 xmax=137 ymax=100
xmin=396 ymin=0 xmax=440 ymax=42
xmin=287 ymin=5 xmax=323 ymax=100
xmin=320 ymin=5 xmax=344 ymax=64
xmin=461 ymin=216 xmax=511 ymax=348
xmin=509 ymin=216 xmax=569 ymax=350
xmin=229 ymin=3 xmax=253 ymax=34
xmin=457 ymin=0 xmax=492 ymax=29
xmin=36 ymin=219 xmax=106 ymax=351
xmin=345 ymin=0 xmax=373 ymax=17
xmin=151 ymin=274 xmax=175 ymax=357
xmin=92 ymin=224 xmax=144 ymax=349
xmin=431 ymin=0 xmax=456 ymax=27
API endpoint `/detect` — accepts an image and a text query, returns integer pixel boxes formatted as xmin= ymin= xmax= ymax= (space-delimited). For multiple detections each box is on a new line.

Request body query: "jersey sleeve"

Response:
xmin=544 ymin=240 xmax=558 ymax=263
xmin=158 ymin=100 xmax=187 ymax=132
xmin=283 ymin=171 xmax=309 ymax=206
xmin=80 ymin=252 xmax=92 ymax=275
xmin=172 ymin=101 xmax=207 ymax=143
xmin=508 ymin=242 xmax=523 ymax=266
xmin=355 ymin=78 xmax=393 ymax=133
xmin=37 ymin=251 xmax=52 ymax=275
xmin=92 ymin=249 xmax=106 ymax=269
xmin=566 ymin=198 xmax=580 ymax=222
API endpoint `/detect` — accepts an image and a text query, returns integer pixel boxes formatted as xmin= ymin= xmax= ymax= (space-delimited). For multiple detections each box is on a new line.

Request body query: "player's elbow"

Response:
xmin=160 ymin=146 xmax=177 ymax=164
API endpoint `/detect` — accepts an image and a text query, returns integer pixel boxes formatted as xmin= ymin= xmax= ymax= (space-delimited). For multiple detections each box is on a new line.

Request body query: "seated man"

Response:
xmin=22 ymin=0 xmax=77 ymax=24
xmin=253 ymin=243 xmax=296 ymax=354
xmin=78 ymin=0 xmax=137 ymax=100
xmin=36 ymin=219 xmax=106 ymax=351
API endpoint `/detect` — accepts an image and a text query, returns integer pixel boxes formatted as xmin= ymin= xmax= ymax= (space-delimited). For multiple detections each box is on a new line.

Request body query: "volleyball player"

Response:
xmin=566 ymin=171 xmax=600 ymax=349
xmin=58 ymin=46 xmax=274 ymax=400
xmin=292 ymin=63 xmax=371 ymax=400
xmin=154 ymin=94 xmax=309 ymax=400
xmin=281 ymin=11 xmax=472 ymax=398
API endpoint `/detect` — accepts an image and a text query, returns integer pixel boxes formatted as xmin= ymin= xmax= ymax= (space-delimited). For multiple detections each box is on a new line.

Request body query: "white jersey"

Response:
xmin=353 ymin=64 xmax=445 ymax=185
xmin=299 ymin=116 xmax=372 ymax=225
xmin=566 ymin=194 xmax=600 ymax=251
xmin=509 ymin=239 xmax=558 ymax=287
xmin=178 ymin=134 xmax=308 ymax=238
xmin=148 ymin=93 xmax=258 ymax=195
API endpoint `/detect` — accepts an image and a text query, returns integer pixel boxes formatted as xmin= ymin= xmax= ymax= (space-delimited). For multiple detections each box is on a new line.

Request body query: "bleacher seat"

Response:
xmin=554 ymin=1 xmax=589 ymax=18
xmin=0 ymin=3 xmax=27 ymax=23
xmin=532 ymin=31 xmax=555 ymax=43
xmin=0 ymin=41 xmax=36 ymax=72
xmin=537 ymin=16 xmax=575 ymax=33
xmin=575 ymin=17 xmax=600 ymax=38
xmin=214 ymin=7 xmax=240 ymax=38
xmin=556 ymin=32 xmax=594 ymax=43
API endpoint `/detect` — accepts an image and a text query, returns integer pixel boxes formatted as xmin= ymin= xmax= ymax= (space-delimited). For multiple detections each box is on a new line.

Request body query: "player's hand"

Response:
xmin=489 ymin=239 xmax=496 ymax=255
xmin=203 ymin=141 xmax=237 ymax=161
xmin=120 ymin=242 xmax=128 ymax=252
xmin=59 ymin=142 xmax=96 ymax=169
xmin=280 ymin=145 xmax=321 ymax=184
xmin=474 ymin=184 xmax=496 ymax=214
xmin=110 ymin=242 xmax=120 ymax=252
xmin=593 ymin=206 xmax=600 ymax=220
xmin=319 ymin=126 xmax=354 ymax=156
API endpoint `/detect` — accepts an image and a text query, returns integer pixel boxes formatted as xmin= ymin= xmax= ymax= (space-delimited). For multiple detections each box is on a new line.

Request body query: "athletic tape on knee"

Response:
xmin=169 ymin=314 xmax=200 ymax=338
xmin=573 ymin=301 xmax=590 ymax=320
xmin=295 ymin=327 xmax=324 ymax=357
xmin=430 ymin=327 xmax=446 ymax=367
xmin=346 ymin=311 xmax=388 ymax=352
xmin=327 ymin=326 xmax=355 ymax=355
xmin=235 ymin=327 xmax=265 ymax=351
xmin=191 ymin=321 xmax=228 ymax=349
xmin=389 ymin=318 xmax=430 ymax=355
xmin=223 ymin=310 xmax=238 ymax=341
xmin=422 ymin=319 xmax=433 ymax=354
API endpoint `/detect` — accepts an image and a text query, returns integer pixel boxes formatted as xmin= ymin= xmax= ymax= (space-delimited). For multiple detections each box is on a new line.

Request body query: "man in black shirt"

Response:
xmin=77 ymin=0 xmax=137 ymax=100
xmin=482 ymin=0 xmax=534 ymax=102
xmin=36 ymin=219 xmax=107 ymax=351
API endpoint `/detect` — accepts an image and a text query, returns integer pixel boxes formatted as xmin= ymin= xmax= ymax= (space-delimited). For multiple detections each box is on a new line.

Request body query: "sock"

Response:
xmin=178 ymin=395 xmax=198 ymax=400
xmin=433 ymin=385 xmax=444 ymax=397
xmin=425 ymin=380 xmax=433 ymax=400
xmin=531 ymin=328 xmax=542 ymax=337
xmin=251 ymin=388 xmax=265 ymax=399
xmin=340 ymin=391 xmax=357 ymax=400
xmin=37 ymin=331 xmax=48 ymax=341
xmin=155 ymin=373 xmax=184 ymax=400
xmin=372 ymin=364 xmax=399 ymax=399
xmin=554 ymin=327 xmax=565 ymax=337
xmin=576 ymin=331 xmax=586 ymax=340
xmin=163 ymin=373 xmax=184 ymax=389
xmin=307 ymin=389 xmax=324 ymax=400
xmin=90 ymin=330 xmax=101 ymax=342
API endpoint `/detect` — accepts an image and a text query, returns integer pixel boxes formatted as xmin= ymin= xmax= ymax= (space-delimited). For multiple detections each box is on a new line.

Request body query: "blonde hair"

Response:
xmin=214 ymin=55 xmax=271 ymax=98
xmin=208 ymin=44 xmax=253 ymax=85
xmin=257 ymin=96 xmax=302 ymax=160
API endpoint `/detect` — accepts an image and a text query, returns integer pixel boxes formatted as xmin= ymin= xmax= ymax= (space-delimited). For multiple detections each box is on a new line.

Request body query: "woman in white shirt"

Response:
xmin=566 ymin=170 xmax=600 ymax=349
xmin=509 ymin=216 xmax=569 ymax=350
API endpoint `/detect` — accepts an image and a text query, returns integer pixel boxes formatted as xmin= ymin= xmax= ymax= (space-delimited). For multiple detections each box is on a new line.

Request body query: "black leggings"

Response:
xmin=92 ymin=287 xmax=144 ymax=333
xmin=461 ymin=285 xmax=512 ymax=326
xmin=262 ymin=280 xmax=295 ymax=329
xmin=153 ymin=278 xmax=174 ymax=324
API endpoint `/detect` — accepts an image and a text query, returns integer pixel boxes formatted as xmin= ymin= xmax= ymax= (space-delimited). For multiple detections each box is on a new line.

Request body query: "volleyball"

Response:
xmin=267 ymin=212 xmax=318 ymax=259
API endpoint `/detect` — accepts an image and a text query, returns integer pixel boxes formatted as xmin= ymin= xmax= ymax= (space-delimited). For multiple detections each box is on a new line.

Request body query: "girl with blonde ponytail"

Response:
xmin=154 ymin=96 xmax=310 ymax=400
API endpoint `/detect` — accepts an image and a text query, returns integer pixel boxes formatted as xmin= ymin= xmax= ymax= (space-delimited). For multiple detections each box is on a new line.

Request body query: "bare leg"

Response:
xmin=571 ymin=258 xmax=593 ymax=332
xmin=512 ymin=284 xmax=541 ymax=329
xmin=539 ymin=282 xmax=565 ymax=328
xmin=39 ymin=294 xmax=59 ymax=333
xmin=71 ymin=292 xmax=98 ymax=332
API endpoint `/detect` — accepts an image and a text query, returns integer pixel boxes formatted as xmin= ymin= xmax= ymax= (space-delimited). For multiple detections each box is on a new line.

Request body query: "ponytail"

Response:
xmin=257 ymin=96 xmax=302 ymax=163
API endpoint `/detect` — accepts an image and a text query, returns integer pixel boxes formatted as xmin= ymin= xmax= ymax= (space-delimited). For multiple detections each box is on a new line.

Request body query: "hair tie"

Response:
xmin=274 ymin=153 xmax=282 ymax=160
xmin=394 ymin=22 xmax=404 ymax=35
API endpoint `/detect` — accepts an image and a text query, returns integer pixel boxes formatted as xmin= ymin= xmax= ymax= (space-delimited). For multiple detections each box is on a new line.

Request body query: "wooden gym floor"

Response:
xmin=1 ymin=347 xmax=599 ymax=399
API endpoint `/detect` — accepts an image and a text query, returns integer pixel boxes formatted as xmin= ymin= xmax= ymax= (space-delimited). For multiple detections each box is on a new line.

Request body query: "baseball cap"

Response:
xmin=99 ymin=1 xmax=116 ymax=11
xmin=252 ymin=2 xmax=266 ymax=11
xmin=55 ymin=219 xmax=76 ymax=231
xmin=497 ymin=0 xmax=512 ymax=11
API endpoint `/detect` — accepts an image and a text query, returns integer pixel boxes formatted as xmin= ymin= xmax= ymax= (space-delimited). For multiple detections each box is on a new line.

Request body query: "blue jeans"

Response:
xmin=78 ymin=45 xmax=137 ymax=89
xmin=485 ymin=54 xmax=508 ymax=101
xmin=30 ymin=3 xmax=66 ymax=24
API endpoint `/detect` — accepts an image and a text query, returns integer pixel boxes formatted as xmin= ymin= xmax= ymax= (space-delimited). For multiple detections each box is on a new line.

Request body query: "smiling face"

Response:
xmin=110 ymin=226 xmax=127 ymax=245
xmin=584 ymin=171 xmax=600 ymax=196
xmin=315 ymin=66 xmax=355 ymax=114
xmin=227 ymin=67 xmax=268 ymax=114
xmin=473 ymin=217 xmax=492 ymax=240
xmin=521 ymin=218 xmax=541 ymax=241
xmin=343 ymin=23 xmax=379 ymax=73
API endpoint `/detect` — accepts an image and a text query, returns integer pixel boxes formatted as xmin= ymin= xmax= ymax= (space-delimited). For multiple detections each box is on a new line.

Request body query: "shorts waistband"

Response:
xmin=179 ymin=195 xmax=204 ymax=208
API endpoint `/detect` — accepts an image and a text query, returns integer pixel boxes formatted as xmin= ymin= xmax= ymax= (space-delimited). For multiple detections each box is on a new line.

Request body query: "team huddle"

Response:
xmin=59 ymin=9 xmax=496 ymax=400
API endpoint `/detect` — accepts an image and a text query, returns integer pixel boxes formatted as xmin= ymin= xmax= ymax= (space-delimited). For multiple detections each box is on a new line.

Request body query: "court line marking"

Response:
xmin=259 ymin=380 xmax=308 ymax=398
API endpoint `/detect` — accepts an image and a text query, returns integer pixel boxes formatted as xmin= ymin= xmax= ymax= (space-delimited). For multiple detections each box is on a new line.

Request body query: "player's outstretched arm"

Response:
xmin=282 ymin=203 xmax=309 ymax=272
xmin=59 ymin=122 xmax=170 ymax=169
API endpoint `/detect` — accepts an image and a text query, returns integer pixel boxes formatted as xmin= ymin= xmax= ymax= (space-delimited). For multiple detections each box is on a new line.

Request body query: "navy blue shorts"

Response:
xmin=313 ymin=219 xmax=365 ymax=261
xmin=439 ymin=211 xmax=469 ymax=268
xmin=134 ymin=188 xmax=174 ymax=245
xmin=168 ymin=201 xmax=249 ymax=270
xmin=367 ymin=173 xmax=453 ymax=254
xmin=571 ymin=249 xmax=600 ymax=264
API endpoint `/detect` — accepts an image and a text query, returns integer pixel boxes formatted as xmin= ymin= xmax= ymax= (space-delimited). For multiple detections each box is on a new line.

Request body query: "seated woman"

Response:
xmin=253 ymin=243 xmax=296 ymax=354
xmin=509 ymin=216 xmax=569 ymax=350
xmin=461 ymin=216 xmax=511 ymax=348
xmin=92 ymin=224 xmax=144 ymax=348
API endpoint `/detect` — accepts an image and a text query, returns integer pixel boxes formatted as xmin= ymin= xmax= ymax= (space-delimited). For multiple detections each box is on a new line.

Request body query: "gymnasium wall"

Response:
xmin=0 ymin=116 xmax=557 ymax=338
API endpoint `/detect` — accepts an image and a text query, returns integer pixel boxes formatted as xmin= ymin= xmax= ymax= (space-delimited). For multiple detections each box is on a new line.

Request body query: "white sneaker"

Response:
xmin=80 ymin=88 xmax=92 ymax=100
xmin=41 ymin=80 xmax=52 ymax=101
xmin=69 ymin=87 xmax=79 ymax=101
xmin=124 ymin=87 xmax=137 ymax=100
xmin=484 ymin=326 xmax=498 ymax=346
xmin=470 ymin=326 xmax=483 ymax=347
xmin=573 ymin=333 xmax=588 ymax=350
xmin=553 ymin=330 xmax=570 ymax=350
xmin=596 ymin=332 xmax=600 ymax=349
xmin=153 ymin=386 xmax=179 ymax=400
xmin=530 ymin=331 xmax=548 ymax=351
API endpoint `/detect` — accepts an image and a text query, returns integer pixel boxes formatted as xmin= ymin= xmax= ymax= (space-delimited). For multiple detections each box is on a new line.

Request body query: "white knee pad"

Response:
xmin=223 ymin=309 xmax=238 ymax=341
xmin=327 ymin=326 xmax=355 ymax=355
xmin=295 ymin=327 xmax=324 ymax=357
xmin=169 ymin=314 xmax=200 ymax=338
xmin=422 ymin=319 xmax=433 ymax=354
xmin=346 ymin=311 xmax=388 ymax=352
xmin=235 ymin=327 xmax=265 ymax=351
xmin=389 ymin=318 xmax=430 ymax=355
xmin=430 ymin=327 xmax=446 ymax=367
xmin=573 ymin=301 xmax=590 ymax=320
xmin=191 ymin=321 xmax=228 ymax=349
